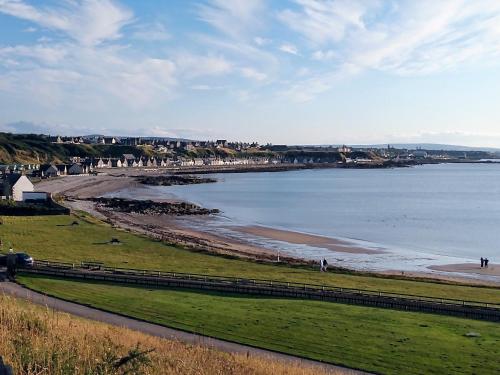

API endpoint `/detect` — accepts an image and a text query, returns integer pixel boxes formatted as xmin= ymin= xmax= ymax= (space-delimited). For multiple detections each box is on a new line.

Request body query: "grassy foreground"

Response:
xmin=1 ymin=214 xmax=500 ymax=302
xmin=0 ymin=294 xmax=336 ymax=375
xmin=18 ymin=275 xmax=500 ymax=375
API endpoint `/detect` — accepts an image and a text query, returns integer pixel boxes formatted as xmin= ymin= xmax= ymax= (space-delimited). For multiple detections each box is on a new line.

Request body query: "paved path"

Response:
xmin=0 ymin=280 xmax=368 ymax=375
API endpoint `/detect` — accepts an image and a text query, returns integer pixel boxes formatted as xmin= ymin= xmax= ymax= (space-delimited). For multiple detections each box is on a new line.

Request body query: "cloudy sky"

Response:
xmin=1 ymin=0 xmax=500 ymax=146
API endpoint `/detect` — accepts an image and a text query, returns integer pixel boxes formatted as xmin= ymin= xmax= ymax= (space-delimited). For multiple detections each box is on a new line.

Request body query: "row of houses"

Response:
xmin=92 ymin=155 xmax=279 ymax=169
xmin=35 ymin=155 xmax=281 ymax=177
xmin=49 ymin=134 xmax=259 ymax=151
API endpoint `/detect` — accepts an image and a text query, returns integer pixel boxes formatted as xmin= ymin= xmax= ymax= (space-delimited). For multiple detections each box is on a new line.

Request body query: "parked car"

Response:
xmin=0 ymin=253 xmax=34 ymax=268
xmin=16 ymin=253 xmax=34 ymax=268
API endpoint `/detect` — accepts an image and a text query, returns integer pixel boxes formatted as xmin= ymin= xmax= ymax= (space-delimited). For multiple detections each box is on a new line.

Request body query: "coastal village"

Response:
xmin=0 ymin=133 xmax=496 ymax=183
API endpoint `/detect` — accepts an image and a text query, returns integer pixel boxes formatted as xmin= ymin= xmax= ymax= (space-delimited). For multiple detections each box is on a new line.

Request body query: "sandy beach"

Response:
xmin=232 ymin=225 xmax=385 ymax=255
xmin=36 ymin=174 xmax=140 ymax=199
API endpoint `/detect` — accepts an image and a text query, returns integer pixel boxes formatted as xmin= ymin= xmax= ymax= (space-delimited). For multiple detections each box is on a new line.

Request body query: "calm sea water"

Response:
xmin=115 ymin=163 xmax=500 ymax=277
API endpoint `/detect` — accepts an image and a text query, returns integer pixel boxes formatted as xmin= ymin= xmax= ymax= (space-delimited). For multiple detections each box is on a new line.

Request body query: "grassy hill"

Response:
xmin=0 ymin=133 xmax=142 ymax=164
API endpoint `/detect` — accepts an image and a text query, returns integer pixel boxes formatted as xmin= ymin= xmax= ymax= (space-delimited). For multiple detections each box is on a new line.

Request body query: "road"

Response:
xmin=0 ymin=279 xmax=368 ymax=375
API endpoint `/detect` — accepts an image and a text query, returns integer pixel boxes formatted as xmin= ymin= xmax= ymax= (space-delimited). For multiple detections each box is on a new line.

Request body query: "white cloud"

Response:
xmin=197 ymin=0 xmax=265 ymax=39
xmin=175 ymin=53 xmax=233 ymax=78
xmin=0 ymin=120 xmax=75 ymax=135
xmin=0 ymin=44 xmax=68 ymax=64
xmin=311 ymin=49 xmax=336 ymax=61
xmin=254 ymin=36 xmax=270 ymax=46
xmin=132 ymin=22 xmax=170 ymax=42
xmin=279 ymin=43 xmax=299 ymax=55
xmin=0 ymin=0 xmax=133 ymax=46
xmin=283 ymin=63 xmax=360 ymax=102
xmin=279 ymin=0 xmax=500 ymax=100
xmin=297 ymin=67 xmax=310 ymax=77
xmin=240 ymin=67 xmax=266 ymax=81
xmin=190 ymin=84 xmax=226 ymax=91
xmin=0 ymin=1 xmax=179 ymax=110
xmin=278 ymin=0 xmax=369 ymax=45
xmin=102 ymin=57 xmax=176 ymax=108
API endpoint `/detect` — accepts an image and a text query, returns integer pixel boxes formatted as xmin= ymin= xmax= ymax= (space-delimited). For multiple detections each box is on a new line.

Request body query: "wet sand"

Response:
xmin=232 ymin=225 xmax=385 ymax=255
xmin=429 ymin=263 xmax=500 ymax=277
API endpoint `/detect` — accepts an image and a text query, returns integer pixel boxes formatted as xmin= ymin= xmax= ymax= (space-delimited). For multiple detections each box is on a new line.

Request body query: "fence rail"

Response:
xmin=21 ymin=259 xmax=500 ymax=322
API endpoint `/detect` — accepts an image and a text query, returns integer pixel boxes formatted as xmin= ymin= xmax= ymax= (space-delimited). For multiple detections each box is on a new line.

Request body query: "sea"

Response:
xmin=111 ymin=163 xmax=500 ymax=281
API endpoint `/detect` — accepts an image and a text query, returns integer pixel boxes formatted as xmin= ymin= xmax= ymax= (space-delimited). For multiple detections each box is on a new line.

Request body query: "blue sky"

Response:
xmin=1 ymin=0 xmax=500 ymax=146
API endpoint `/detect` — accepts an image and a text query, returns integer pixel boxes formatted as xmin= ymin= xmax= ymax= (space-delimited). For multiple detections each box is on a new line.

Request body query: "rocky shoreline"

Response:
xmin=136 ymin=174 xmax=217 ymax=186
xmin=89 ymin=197 xmax=219 ymax=216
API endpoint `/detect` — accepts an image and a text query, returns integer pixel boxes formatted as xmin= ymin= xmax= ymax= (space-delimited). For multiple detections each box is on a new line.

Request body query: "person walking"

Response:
xmin=485 ymin=258 xmax=489 ymax=268
xmin=319 ymin=259 xmax=324 ymax=272
xmin=481 ymin=257 xmax=484 ymax=268
xmin=6 ymin=248 xmax=16 ymax=281
xmin=322 ymin=258 xmax=328 ymax=272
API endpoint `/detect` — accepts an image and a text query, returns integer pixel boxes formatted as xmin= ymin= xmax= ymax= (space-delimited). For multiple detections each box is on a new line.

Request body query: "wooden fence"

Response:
xmin=20 ymin=259 xmax=500 ymax=322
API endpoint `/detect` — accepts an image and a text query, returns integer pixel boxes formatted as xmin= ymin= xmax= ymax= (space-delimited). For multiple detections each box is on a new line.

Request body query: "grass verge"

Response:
xmin=18 ymin=275 xmax=500 ymax=375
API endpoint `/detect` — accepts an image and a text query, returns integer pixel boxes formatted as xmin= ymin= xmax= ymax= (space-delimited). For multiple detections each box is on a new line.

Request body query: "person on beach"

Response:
xmin=481 ymin=257 xmax=484 ymax=268
xmin=484 ymin=258 xmax=489 ymax=268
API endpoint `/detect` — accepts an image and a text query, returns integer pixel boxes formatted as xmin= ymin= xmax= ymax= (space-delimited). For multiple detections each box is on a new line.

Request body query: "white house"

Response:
xmin=180 ymin=158 xmax=195 ymax=167
xmin=0 ymin=174 xmax=34 ymax=201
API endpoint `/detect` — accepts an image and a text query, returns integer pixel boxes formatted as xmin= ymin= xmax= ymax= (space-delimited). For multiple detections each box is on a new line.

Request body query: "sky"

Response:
xmin=1 ymin=0 xmax=500 ymax=146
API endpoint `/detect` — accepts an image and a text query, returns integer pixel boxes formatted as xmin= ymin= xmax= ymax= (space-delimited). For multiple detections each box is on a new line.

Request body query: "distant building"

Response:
xmin=122 ymin=154 xmax=136 ymax=162
xmin=97 ymin=137 xmax=118 ymax=145
xmin=40 ymin=164 xmax=59 ymax=178
xmin=56 ymin=165 xmax=68 ymax=175
xmin=68 ymin=163 xmax=85 ymax=175
xmin=413 ymin=150 xmax=428 ymax=159
xmin=337 ymin=145 xmax=352 ymax=153
xmin=121 ymin=137 xmax=142 ymax=146
xmin=216 ymin=139 xmax=228 ymax=148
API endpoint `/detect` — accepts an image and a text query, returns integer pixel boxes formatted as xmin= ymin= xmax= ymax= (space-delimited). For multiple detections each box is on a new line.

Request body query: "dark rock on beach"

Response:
xmin=135 ymin=175 xmax=217 ymax=186
xmin=90 ymin=197 xmax=219 ymax=216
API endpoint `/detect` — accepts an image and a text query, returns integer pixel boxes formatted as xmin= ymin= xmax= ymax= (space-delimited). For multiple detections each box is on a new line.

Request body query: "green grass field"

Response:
xmin=1 ymin=214 xmax=500 ymax=302
xmin=18 ymin=275 xmax=500 ymax=375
